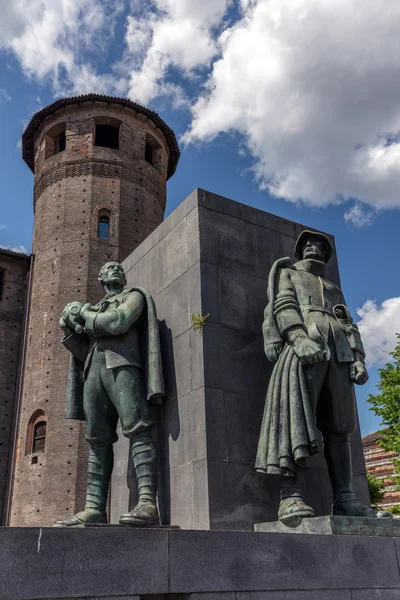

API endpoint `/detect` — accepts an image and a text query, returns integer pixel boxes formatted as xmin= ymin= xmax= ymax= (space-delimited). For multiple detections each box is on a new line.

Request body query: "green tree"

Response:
xmin=367 ymin=473 xmax=385 ymax=507
xmin=387 ymin=504 xmax=400 ymax=515
xmin=367 ymin=333 xmax=400 ymax=458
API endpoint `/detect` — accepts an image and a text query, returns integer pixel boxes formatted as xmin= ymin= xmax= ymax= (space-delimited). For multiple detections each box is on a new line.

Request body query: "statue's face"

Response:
xmin=99 ymin=262 xmax=126 ymax=287
xmin=302 ymin=237 xmax=326 ymax=262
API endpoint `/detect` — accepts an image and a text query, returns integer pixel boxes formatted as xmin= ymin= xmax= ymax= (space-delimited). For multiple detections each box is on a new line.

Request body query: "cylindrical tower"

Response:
xmin=9 ymin=94 xmax=179 ymax=526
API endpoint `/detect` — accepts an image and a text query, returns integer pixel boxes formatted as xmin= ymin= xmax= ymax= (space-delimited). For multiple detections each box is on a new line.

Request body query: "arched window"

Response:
xmin=55 ymin=130 xmax=66 ymax=153
xmin=45 ymin=124 xmax=66 ymax=159
xmin=145 ymin=143 xmax=153 ymax=166
xmin=95 ymin=124 xmax=120 ymax=149
xmin=26 ymin=410 xmax=48 ymax=456
xmin=98 ymin=211 xmax=110 ymax=239
xmin=145 ymin=134 xmax=163 ymax=174
xmin=33 ymin=421 xmax=47 ymax=453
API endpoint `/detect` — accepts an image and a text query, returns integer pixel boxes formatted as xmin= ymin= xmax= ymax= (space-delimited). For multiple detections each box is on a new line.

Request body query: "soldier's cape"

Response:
xmin=256 ymin=258 xmax=319 ymax=476
xmin=64 ymin=286 xmax=164 ymax=421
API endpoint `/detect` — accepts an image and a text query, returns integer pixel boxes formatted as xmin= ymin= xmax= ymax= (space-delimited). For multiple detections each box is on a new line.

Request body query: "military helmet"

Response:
xmin=293 ymin=229 xmax=334 ymax=262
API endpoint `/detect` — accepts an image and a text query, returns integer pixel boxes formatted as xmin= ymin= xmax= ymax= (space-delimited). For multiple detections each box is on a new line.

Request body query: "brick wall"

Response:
xmin=0 ymin=250 xmax=30 ymax=524
xmin=9 ymin=100 xmax=173 ymax=526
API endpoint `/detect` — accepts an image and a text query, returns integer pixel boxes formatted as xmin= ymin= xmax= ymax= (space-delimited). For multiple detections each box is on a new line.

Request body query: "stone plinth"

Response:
xmin=110 ymin=188 xmax=369 ymax=531
xmin=1 ymin=527 xmax=400 ymax=600
xmin=255 ymin=515 xmax=400 ymax=536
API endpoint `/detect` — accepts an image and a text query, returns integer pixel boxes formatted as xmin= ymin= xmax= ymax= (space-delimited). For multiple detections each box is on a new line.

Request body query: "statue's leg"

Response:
xmin=104 ymin=365 xmax=159 ymax=526
xmin=54 ymin=352 xmax=118 ymax=527
xmin=321 ymin=361 xmax=391 ymax=518
xmin=278 ymin=472 xmax=315 ymax=525
xmin=324 ymin=432 xmax=391 ymax=518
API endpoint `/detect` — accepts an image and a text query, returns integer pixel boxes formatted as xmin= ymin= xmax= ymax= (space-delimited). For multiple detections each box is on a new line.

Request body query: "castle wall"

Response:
xmin=9 ymin=99 xmax=173 ymax=526
xmin=0 ymin=250 xmax=30 ymax=524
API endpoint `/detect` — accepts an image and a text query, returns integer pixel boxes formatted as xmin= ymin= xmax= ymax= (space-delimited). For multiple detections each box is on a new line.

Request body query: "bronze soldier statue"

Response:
xmin=256 ymin=230 xmax=390 ymax=524
xmin=54 ymin=262 xmax=164 ymax=526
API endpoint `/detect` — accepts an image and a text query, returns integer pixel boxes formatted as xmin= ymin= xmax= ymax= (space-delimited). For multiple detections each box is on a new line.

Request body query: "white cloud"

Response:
xmin=0 ymin=225 xmax=7 ymax=230
xmin=123 ymin=0 xmax=233 ymax=105
xmin=0 ymin=0 xmax=124 ymax=96
xmin=0 ymin=89 xmax=11 ymax=102
xmin=357 ymin=298 xmax=400 ymax=366
xmin=0 ymin=244 xmax=29 ymax=254
xmin=185 ymin=0 xmax=400 ymax=211
xmin=4 ymin=0 xmax=400 ymax=214
xmin=344 ymin=204 xmax=375 ymax=228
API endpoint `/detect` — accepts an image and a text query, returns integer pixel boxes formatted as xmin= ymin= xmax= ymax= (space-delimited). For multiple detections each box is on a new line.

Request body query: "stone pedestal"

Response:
xmin=110 ymin=188 xmax=369 ymax=531
xmin=1 ymin=527 xmax=400 ymax=600
xmin=255 ymin=515 xmax=400 ymax=536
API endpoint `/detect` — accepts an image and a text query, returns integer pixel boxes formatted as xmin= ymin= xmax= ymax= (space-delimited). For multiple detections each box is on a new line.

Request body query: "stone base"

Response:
xmin=2 ymin=526 xmax=400 ymax=600
xmin=72 ymin=523 xmax=180 ymax=529
xmin=254 ymin=515 xmax=400 ymax=536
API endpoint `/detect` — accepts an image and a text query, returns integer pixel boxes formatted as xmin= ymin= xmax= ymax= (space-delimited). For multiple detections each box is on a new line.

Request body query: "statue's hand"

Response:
xmin=79 ymin=302 xmax=92 ymax=323
xmin=59 ymin=316 xmax=74 ymax=337
xmin=349 ymin=360 xmax=369 ymax=385
xmin=62 ymin=302 xmax=85 ymax=333
xmin=292 ymin=337 xmax=326 ymax=365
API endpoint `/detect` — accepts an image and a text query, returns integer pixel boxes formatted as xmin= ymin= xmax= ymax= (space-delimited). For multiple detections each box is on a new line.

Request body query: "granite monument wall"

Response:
xmin=111 ymin=189 xmax=369 ymax=530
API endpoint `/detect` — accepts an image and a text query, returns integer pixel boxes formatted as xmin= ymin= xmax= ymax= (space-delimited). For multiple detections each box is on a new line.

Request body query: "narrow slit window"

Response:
xmin=32 ymin=421 xmax=46 ymax=453
xmin=145 ymin=143 xmax=153 ymax=166
xmin=98 ymin=215 xmax=110 ymax=239
xmin=95 ymin=125 xmax=119 ymax=149
xmin=55 ymin=130 xmax=66 ymax=153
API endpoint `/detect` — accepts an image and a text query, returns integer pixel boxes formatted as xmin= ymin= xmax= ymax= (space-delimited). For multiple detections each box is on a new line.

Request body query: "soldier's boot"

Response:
xmin=53 ymin=445 xmax=113 ymax=527
xmin=119 ymin=437 xmax=159 ymax=526
xmin=278 ymin=475 xmax=315 ymax=526
xmin=324 ymin=434 xmax=392 ymax=518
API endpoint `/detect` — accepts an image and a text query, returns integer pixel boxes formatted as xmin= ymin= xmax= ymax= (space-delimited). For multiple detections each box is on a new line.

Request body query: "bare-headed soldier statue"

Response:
xmin=55 ymin=262 xmax=164 ymax=527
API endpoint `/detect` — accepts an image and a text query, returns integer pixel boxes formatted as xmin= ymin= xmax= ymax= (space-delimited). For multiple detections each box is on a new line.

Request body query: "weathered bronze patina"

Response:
xmin=256 ymin=230 xmax=390 ymax=524
xmin=54 ymin=262 xmax=164 ymax=527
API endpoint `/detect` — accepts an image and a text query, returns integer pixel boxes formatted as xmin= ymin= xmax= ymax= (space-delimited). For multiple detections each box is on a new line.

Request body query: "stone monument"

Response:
xmin=2 ymin=190 xmax=400 ymax=600
xmin=110 ymin=188 xmax=370 ymax=530
xmin=54 ymin=261 xmax=164 ymax=527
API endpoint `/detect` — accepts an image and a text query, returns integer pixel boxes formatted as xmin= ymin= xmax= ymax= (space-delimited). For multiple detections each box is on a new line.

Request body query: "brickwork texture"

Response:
xmin=0 ymin=250 xmax=30 ymax=524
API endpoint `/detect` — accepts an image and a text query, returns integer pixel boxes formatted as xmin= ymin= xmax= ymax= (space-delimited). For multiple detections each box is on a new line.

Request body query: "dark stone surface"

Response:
xmin=352 ymin=591 xmax=400 ymax=599
xmin=109 ymin=189 xmax=370 ymax=531
xmin=254 ymin=515 xmax=400 ymax=536
xmin=1 ymin=528 xmax=400 ymax=600
xmin=0 ymin=527 xmax=168 ymax=600
xmin=169 ymin=530 xmax=400 ymax=593
xmin=237 ymin=593 xmax=351 ymax=600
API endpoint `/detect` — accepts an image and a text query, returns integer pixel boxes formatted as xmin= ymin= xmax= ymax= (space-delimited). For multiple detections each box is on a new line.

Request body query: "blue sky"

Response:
xmin=2 ymin=0 xmax=400 ymax=435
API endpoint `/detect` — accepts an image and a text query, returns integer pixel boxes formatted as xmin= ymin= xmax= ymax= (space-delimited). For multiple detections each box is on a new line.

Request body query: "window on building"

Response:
xmin=33 ymin=421 xmax=47 ymax=453
xmin=98 ymin=211 xmax=111 ymax=239
xmin=26 ymin=410 xmax=47 ymax=456
xmin=55 ymin=130 xmax=66 ymax=154
xmin=45 ymin=124 xmax=66 ymax=159
xmin=95 ymin=124 xmax=119 ymax=149
xmin=145 ymin=134 xmax=163 ymax=174
xmin=145 ymin=143 xmax=153 ymax=166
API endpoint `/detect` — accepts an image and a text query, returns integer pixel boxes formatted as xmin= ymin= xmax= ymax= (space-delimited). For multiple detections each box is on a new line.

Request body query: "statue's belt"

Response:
xmin=300 ymin=305 xmax=334 ymax=316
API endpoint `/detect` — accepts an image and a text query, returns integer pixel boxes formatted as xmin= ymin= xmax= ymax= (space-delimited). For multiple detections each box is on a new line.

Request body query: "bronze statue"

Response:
xmin=54 ymin=262 xmax=164 ymax=526
xmin=256 ymin=230 xmax=390 ymax=524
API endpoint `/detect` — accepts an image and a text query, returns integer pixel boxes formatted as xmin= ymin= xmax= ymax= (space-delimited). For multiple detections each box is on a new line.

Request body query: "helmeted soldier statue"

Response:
xmin=256 ymin=230 xmax=390 ymax=524
xmin=54 ymin=261 xmax=164 ymax=527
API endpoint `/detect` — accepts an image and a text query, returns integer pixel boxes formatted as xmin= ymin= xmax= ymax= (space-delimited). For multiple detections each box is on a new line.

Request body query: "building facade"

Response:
xmin=7 ymin=94 xmax=179 ymax=526
xmin=362 ymin=431 xmax=400 ymax=509
xmin=0 ymin=249 xmax=30 ymax=525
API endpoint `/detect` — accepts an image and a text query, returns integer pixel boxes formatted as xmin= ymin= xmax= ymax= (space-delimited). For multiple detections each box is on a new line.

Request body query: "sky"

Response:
xmin=1 ymin=0 xmax=400 ymax=436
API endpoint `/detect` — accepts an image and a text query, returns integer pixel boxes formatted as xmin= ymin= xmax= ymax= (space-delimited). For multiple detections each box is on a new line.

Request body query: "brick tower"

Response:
xmin=9 ymin=94 xmax=179 ymax=526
